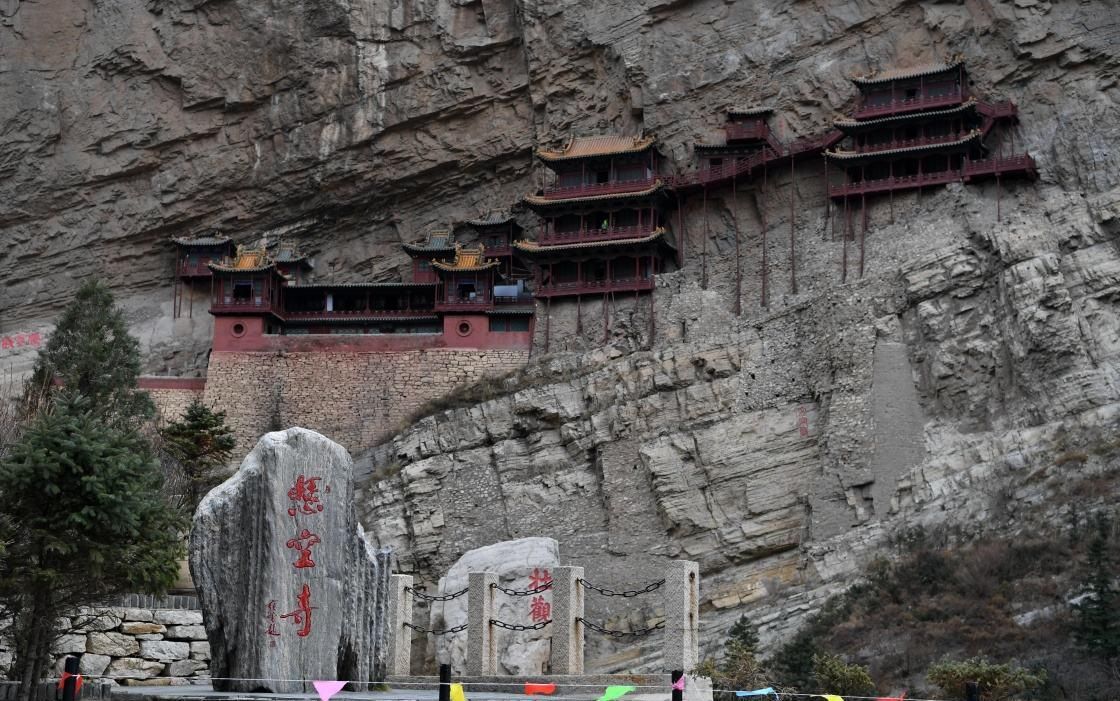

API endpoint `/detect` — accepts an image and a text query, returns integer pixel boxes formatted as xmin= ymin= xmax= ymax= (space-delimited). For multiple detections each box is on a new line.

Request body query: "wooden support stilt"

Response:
xmin=860 ymin=194 xmax=867 ymax=278
xmin=824 ymin=157 xmax=830 ymax=239
xmin=761 ymin=161 xmax=769 ymax=309
xmin=602 ymin=292 xmax=608 ymax=343
xmin=733 ymin=173 xmax=742 ymax=316
xmin=702 ymin=187 xmax=709 ymax=289
xmin=996 ymin=172 xmax=1002 ymax=223
xmin=188 ymin=280 xmax=193 ymax=318
xmin=676 ymin=196 xmax=685 ymax=267
xmin=649 ymin=267 xmax=656 ymax=347
xmin=842 ymin=197 xmax=849 ymax=283
xmin=790 ymin=151 xmax=797 ymax=295
xmin=545 ymin=295 xmax=551 ymax=353
xmin=576 ymin=294 xmax=583 ymax=334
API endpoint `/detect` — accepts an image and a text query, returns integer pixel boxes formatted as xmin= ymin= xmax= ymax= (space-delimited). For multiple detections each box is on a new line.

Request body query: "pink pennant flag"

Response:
xmin=672 ymin=677 xmax=686 ymax=691
xmin=314 ymin=680 xmax=348 ymax=701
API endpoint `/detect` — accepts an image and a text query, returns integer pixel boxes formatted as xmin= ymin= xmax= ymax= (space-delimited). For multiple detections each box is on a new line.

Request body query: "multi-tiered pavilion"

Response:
xmin=825 ymin=59 xmax=1035 ymax=201
xmin=515 ymin=135 xmax=676 ymax=299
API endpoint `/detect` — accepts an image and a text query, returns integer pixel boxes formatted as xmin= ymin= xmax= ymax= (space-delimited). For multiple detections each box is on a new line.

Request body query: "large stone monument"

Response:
xmin=190 ymin=428 xmax=391 ymax=692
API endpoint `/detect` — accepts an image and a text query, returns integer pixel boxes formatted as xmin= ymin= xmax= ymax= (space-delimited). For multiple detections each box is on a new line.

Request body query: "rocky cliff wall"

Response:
xmin=4 ymin=0 xmax=1120 ymax=676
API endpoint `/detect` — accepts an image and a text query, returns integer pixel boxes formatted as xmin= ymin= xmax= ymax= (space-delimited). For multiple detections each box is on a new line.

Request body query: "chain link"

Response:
xmin=577 ymin=618 xmax=665 ymax=639
xmin=578 ymin=578 xmax=665 ymax=597
xmin=489 ymin=619 xmax=552 ymax=631
xmin=406 ymin=586 xmax=469 ymax=602
xmin=403 ymin=622 xmax=468 ymax=636
xmin=491 ymin=582 xmax=553 ymax=597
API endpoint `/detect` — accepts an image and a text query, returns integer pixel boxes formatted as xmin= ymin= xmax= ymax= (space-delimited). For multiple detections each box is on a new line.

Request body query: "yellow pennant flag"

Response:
xmin=816 ymin=696 xmax=844 ymax=701
xmin=450 ymin=683 xmax=467 ymax=701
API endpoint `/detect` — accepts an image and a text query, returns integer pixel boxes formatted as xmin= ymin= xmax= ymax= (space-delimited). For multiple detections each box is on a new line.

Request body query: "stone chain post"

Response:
xmin=549 ymin=565 xmax=584 ymax=674
xmin=466 ymin=572 xmax=498 ymax=675
xmin=662 ymin=560 xmax=699 ymax=673
xmin=387 ymin=574 xmax=414 ymax=676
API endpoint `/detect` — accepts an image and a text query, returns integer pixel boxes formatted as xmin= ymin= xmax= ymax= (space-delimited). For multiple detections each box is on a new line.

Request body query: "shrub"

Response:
xmin=811 ymin=652 xmax=875 ymax=696
xmin=927 ymin=657 xmax=1046 ymax=701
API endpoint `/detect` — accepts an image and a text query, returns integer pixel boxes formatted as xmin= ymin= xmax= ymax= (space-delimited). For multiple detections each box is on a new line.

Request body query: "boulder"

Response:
xmin=430 ymin=537 xmax=560 ymax=675
xmin=121 ymin=609 xmax=155 ymax=622
xmin=75 ymin=609 xmax=122 ymax=632
xmin=189 ymin=428 xmax=392 ymax=692
xmin=189 ymin=641 xmax=211 ymax=659
xmin=139 ymin=640 xmax=190 ymax=662
xmin=167 ymin=659 xmax=207 ymax=677
xmin=106 ymin=657 xmax=165 ymax=679
xmin=87 ymin=632 xmax=139 ymax=657
xmin=164 ymin=625 xmax=206 ymax=640
xmin=153 ymin=610 xmax=202 ymax=626
xmin=78 ymin=654 xmax=112 ymax=676
xmin=120 ymin=622 xmax=166 ymax=635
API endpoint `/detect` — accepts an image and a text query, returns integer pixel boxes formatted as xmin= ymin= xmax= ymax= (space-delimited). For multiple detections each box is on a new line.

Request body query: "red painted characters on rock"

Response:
xmin=529 ymin=567 xmax=552 ymax=590
xmin=286 ymin=529 xmax=321 ymax=569
xmin=529 ymin=595 xmax=551 ymax=623
xmin=287 ymin=474 xmax=326 ymax=517
xmin=280 ymin=584 xmax=315 ymax=637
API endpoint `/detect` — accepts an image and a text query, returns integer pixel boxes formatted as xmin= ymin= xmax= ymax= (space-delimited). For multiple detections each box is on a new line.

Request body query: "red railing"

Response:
xmin=539 ymin=224 xmax=657 ymax=245
xmin=828 ymin=153 xmax=1036 ymax=198
xmin=669 ymin=130 xmax=845 ymax=192
xmin=853 ymin=91 xmax=965 ymax=119
xmin=976 ymin=100 xmax=1017 ymax=120
xmin=535 ymin=278 xmax=654 ymax=297
xmin=211 ymin=300 xmax=276 ymax=314
xmin=435 ymin=297 xmax=493 ymax=312
xmin=284 ymin=309 xmax=436 ymax=319
xmin=494 ymin=294 xmax=535 ymax=308
xmin=725 ymin=123 xmax=769 ymax=142
xmin=179 ymin=262 xmax=213 ymax=277
xmin=540 ymin=178 xmax=658 ymax=200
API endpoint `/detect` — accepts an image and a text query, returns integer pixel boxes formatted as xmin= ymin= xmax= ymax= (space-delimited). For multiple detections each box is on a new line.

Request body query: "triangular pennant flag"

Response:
xmin=876 ymin=692 xmax=906 ymax=701
xmin=672 ymin=677 xmax=686 ymax=691
xmin=313 ymin=680 xmax=347 ymax=701
xmin=816 ymin=696 xmax=844 ymax=701
xmin=450 ymin=682 xmax=467 ymax=701
xmin=598 ymin=685 xmax=635 ymax=701
xmin=56 ymin=672 xmax=83 ymax=695
xmin=735 ymin=689 xmax=775 ymax=698
xmin=525 ymin=683 xmax=557 ymax=696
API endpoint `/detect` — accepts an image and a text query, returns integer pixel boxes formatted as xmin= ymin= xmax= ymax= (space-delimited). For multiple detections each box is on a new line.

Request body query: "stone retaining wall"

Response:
xmin=204 ymin=349 xmax=529 ymax=456
xmin=0 ymin=607 xmax=210 ymax=686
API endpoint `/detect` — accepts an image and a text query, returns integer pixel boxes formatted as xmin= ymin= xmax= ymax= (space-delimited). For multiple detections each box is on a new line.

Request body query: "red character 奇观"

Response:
xmin=529 ymin=595 xmax=551 ymax=623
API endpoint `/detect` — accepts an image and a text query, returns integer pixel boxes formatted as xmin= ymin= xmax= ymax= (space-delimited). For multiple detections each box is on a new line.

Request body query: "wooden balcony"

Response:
xmin=725 ymin=122 xmax=769 ymax=142
xmin=211 ymin=299 xmax=277 ymax=314
xmin=853 ymin=91 xmax=965 ymax=119
xmin=540 ymin=178 xmax=658 ymax=200
xmin=539 ymin=224 xmax=658 ymax=245
xmin=534 ymin=277 xmax=654 ymax=298
xmin=178 ymin=262 xmax=214 ymax=278
xmin=283 ymin=309 xmax=436 ymax=321
xmin=828 ymin=153 xmax=1036 ymax=198
xmin=435 ymin=297 xmax=494 ymax=312
xmin=851 ymin=132 xmax=969 ymax=153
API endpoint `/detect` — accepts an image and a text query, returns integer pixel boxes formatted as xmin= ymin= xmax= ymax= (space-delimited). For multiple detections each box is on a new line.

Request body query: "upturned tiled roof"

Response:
xmin=727 ymin=107 xmax=773 ymax=117
xmin=403 ymin=230 xmax=456 ymax=253
xmin=834 ymin=99 xmax=977 ymax=129
xmin=523 ymin=181 xmax=665 ymax=207
xmin=825 ymin=130 xmax=982 ymax=161
xmin=208 ymin=246 xmax=273 ymax=272
xmin=431 ymin=244 xmax=501 ymax=272
xmin=851 ymin=59 xmax=965 ymax=86
xmin=513 ymin=229 xmax=670 ymax=254
xmin=171 ymin=235 xmax=231 ymax=247
xmin=536 ymin=135 xmax=656 ymax=162
xmin=464 ymin=212 xmax=515 ymax=227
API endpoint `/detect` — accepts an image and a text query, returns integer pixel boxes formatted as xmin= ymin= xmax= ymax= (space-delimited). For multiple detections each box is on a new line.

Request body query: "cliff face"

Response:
xmin=5 ymin=0 xmax=1120 ymax=675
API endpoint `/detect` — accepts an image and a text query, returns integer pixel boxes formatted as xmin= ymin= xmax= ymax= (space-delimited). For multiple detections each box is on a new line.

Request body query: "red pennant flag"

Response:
xmin=57 ymin=672 xmax=83 ymax=695
xmin=876 ymin=692 xmax=907 ymax=701
xmin=525 ymin=683 xmax=556 ymax=696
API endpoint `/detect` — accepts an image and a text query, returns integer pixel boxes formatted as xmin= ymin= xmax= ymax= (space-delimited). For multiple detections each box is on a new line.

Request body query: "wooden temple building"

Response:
xmin=515 ymin=135 xmax=676 ymax=300
xmin=171 ymin=235 xmax=232 ymax=318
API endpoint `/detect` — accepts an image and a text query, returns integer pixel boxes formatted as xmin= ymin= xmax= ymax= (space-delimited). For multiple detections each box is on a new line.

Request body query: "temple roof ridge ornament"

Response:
xmin=430 ymin=243 xmax=501 ymax=272
xmin=536 ymin=134 xmax=656 ymax=162
xmin=850 ymin=56 xmax=965 ymax=85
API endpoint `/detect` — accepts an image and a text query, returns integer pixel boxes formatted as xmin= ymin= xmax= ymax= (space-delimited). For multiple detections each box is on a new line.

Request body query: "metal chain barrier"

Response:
xmin=403 ymin=622 xmax=468 ymax=635
xmin=489 ymin=618 xmax=552 ymax=631
xmin=490 ymin=582 xmax=553 ymax=597
xmin=577 ymin=617 xmax=665 ymax=639
xmin=578 ymin=578 xmax=665 ymax=597
xmin=406 ymin=586 xmax=468 ymax=602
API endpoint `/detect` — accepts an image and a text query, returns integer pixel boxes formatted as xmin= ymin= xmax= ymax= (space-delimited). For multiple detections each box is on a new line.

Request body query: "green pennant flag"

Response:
xmin=598 ymin=686 xmax=636 ymax=701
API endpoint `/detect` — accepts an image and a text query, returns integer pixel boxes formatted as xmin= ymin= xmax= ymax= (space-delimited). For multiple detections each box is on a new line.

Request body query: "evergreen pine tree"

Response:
xmin=161 ymin=399 xmax=236 ymax=509
xmin=1072 ymin=513 xmax=1120 ymax=660
xmin=0 ymin=393 xmax=184 ymax=701
xmin=23 ymin=278 xmax=154 ymax=426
